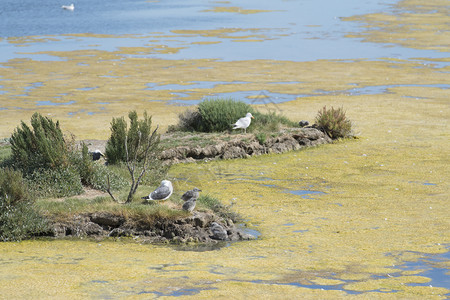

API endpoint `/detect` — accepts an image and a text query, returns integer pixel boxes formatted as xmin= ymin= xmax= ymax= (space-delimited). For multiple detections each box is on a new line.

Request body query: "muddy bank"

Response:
xmin=161 ymin=127 xmax=331 ymax=163
xmin=49 ymin=211 xmax=255 ymax=244
xmin=82 ymin=127 xmax=332 ymax=164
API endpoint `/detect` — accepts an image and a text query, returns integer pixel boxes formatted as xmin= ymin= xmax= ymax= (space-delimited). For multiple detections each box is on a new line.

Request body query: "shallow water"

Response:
xmin=1 ymin=0 xmax=448 ymax=62
xmin=1 ymin=0 xmax=449 ymax=298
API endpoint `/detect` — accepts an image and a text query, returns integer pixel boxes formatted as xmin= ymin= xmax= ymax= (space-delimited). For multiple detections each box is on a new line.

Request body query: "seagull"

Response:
xmin=232 ymin=112 xmax=254 ymax=133
xmin=210 ymin=222 xmax=228 ymax=240
xmin=90 ymin=149 xmax=104 ymax=161
xmin=181 ymin=187 xmax=202 ymax=201
xmin=142 ymin=180 xmax=173 ymax=201
xmin=182 ymin=198 xmax=196 ymax=213
xmin=62 ymin=4 xmax=74 ymax=10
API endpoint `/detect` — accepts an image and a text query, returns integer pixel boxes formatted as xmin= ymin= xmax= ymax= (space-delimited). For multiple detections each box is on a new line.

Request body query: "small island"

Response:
xmin=0 ymin=99 xmax=352 ymax=244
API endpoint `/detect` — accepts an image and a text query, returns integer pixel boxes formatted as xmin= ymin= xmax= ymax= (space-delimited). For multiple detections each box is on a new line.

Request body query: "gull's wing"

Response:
xmin=150 ymin=185 xmax=172 ymax=200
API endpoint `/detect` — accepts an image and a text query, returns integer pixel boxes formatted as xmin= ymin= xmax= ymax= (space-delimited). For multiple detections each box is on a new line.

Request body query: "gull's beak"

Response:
xmin=251 ymin=116 xmax=255 ymax=119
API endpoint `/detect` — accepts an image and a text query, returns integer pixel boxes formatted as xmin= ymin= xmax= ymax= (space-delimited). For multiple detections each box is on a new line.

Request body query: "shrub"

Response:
xmin=10 ymin=113 xmax=69 ymax=174
xmin=105 ymin=111 xmax=160 ymax=164
xmin=175 ymin=98 xmax=299 ymax=133
xmin=198 ymin=98 xmax=254 ymax=132
xmin=0 ymin=168 xmax=49 ymax=241
xmin=26 ymin=167 xmax=83 ymax=198
xmin=89 ymin=163 xmax=128 ymax=192
xmin=72 ymin=144 xmax=127 ymax=191
xmin=315 ymin=106 xmax=352 ymax=139
xmin=77 ymin=143 xmax=95 ymax=186
xmin=0 ymin=168 xmax=28 ymax=205
xmin=176 ymin=109 xmax=202 ymax=132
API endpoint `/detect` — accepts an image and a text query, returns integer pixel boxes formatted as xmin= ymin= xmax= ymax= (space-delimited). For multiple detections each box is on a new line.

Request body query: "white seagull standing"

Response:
xmin=62 ymin=4 xmax=74 ymax=11
xmin=232 ymin=112 xmax=254 ymax=133
xmin=142 ymin=180 xmax=173 ymax=201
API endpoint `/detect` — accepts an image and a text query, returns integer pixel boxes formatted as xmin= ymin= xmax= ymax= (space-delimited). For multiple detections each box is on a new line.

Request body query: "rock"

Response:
xmin=238 ymin=231 xmax=256 ymax=240
xmin=84 ymin=222 xmax=104 ymax=235
xmin=48 ymin=211 xmax=258 ymax=245
xmin=222 ymin=146 xmax=247 ymax=159
xmin=193 ymin=215 xmax=207 ymax=227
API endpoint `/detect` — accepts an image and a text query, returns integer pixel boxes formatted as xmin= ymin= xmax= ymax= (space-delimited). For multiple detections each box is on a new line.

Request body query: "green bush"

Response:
xmin=72 ymin=144 xmax=127 ymax=191
xmin=89 ymin=163 xmax=128 ymax=192
xmin=315 ymin=106 xmax=352 ymax=139
xmin=175 ymin=98 xmax=299 ymax=133
xmin=77 ymin=143 xmax=96 ymax=186
xmin=0 ymin=167 xmax=28 ymax=205
xmin=0 ymin=168 xmax=48 ymax=241
xmin=197 ymin=98 xmax=254 ymax=132
xmin=10 ymin=113 xmax=69 ymax=174
xmin=105 ymin=111 xmax=160 ymax=164
xmin=26 ymin=167 xmax=83 ymax=198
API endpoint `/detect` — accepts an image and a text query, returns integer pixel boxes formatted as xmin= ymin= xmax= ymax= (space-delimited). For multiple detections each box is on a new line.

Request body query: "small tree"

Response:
xmin=105 ymin=111 xmax=154 ymax=164
xmin=105 ymin=111 xmax=162 ymax=203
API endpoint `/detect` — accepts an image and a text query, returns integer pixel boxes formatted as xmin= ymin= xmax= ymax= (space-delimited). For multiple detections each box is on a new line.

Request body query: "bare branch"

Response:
xmin=106 ymin=174 xmax=119 ymax=203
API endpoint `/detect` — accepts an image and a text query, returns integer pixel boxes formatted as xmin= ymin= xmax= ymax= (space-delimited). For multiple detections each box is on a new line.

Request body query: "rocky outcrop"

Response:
xmin=49 ymin=211 xmax=255 ymax=244
xmin=160 ymin=128 xmax=331 ymax=164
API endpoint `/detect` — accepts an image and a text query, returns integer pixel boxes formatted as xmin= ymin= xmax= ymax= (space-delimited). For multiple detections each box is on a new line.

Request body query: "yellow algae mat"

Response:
xmin=0 ymin=0 xmax=449 ymax=298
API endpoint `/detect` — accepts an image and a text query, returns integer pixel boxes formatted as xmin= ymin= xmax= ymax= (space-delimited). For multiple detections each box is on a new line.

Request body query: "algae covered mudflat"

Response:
xmin=0 ymin=0 xmax=449 ymax=298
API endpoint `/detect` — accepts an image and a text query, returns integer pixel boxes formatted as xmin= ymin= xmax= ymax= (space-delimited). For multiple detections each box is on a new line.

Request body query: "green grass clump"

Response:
xmin=315 ymin=106 xmax=352 ymax=139
xmin=174 ymin=98 xmax=298 ymax=133
xmin=255 ymin=132 xmax=267 ymax=145
xmin=252 ymin=111 xmax=298 ymax=131
xmin=0 ymin=168 xmax=49 ymax=241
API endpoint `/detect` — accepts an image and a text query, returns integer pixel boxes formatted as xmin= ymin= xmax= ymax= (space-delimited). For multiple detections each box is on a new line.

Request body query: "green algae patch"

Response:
xmin=342 ymin=0 xmax=450 ymax=52
xmin=0 ymin=51 xmax=447 ymax=139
